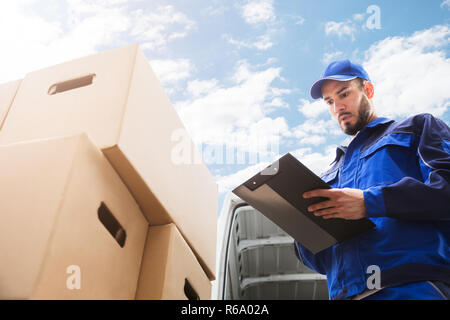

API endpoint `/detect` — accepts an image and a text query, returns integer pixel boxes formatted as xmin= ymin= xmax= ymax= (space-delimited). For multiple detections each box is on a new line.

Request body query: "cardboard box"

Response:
xmin=135 ymin=224 xmax=211 ymax=300
xmin=0 ymin=44 xmax=217 ymax=280
xmin=0 ymin=134 xmax=148 ymax=299
xmin=0 ymin=79 xmax=21 ymax=130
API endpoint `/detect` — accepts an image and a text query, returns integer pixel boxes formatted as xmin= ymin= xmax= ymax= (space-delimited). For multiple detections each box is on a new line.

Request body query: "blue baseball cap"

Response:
xmin=310 ymin=59 xmax=371 ymax=99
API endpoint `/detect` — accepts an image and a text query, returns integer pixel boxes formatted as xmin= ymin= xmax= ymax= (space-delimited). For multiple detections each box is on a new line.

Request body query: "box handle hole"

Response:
xmin=48 ymin=73 xmax=96 ymax=95
xmin=184 ymin=279 xmax=200 ymax=300
xmin=98 ymin=202 xmax=126 ymax=248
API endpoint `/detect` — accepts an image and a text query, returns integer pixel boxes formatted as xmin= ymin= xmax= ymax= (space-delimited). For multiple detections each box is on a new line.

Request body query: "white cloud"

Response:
xmin=67 ymin=0 xmax=128 ymax=10
xmin=194 ymin=115 xmax=287 ymax=169
xmin=149 ymin=59 xmax=193 ymax=85
xmin=291 ymin=146 xmax=336 ymax=175
xmin=216 ymin=161 xmax=271 ymax=193
xmin=187 ymin=79 xmax=219 ymax=97
xmin=294 ymin=147 xmax=312 ymax=157
xmin=174 ymin=61 xmax=290 ymax=155
xmin=224 ymin=33 xmax=274 ymax=51
xmin=322 ymin=51 xmax=345 ymax=65
xmin=325 ymin=9 xmax=383 ymax=40
xmin=441 ymin=0 xmax=450 ymax=9
xmin=291 ymin=118 xmax=342 ymax=147
xmin=263 ymin=88 xmax=291 ymax=112
xmin=364 ymin=25 xmax=450 ymax=118
xmin=297 ymin=98 xmax=329 ymax=118
xmin=232 ymin=1 xmax=277 ymax=53
xmin=66 ymin=0 xmax=128 ymax=15
xmin=353 ymin=13 xmax=365 ymax=21
xmin=0 ymin=2 xmax=65 ymax=81
xmin=129 ymin=6 xmax=195 ymax=51
xmin=295 ymin=16 xmax=305 ymax=25
xmin=325 ymin=20 xmax=356 ymax=41
xmin=264 ymin=97 xmax=289 ymax=111
xmin=253 ymin=34 xmax=274 ymax=50
xmin=0 ymin=1 xmax=195 ymax=83
xmin=203 ymin=5 xmax=228 ymax=16
xmin=63 ymin=6 xmax=130 ymax=49
xmin=240 ymin=0 xmax=275 ymax=25
xmin=292 ymin=119 xmax=338 ymax=136
xmin=299 ymin=135 xmax=326 ymax=145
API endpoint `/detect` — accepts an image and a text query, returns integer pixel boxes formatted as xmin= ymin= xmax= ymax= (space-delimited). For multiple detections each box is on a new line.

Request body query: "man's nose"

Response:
xmin=333 ymin=100 xmax=346 ymax=114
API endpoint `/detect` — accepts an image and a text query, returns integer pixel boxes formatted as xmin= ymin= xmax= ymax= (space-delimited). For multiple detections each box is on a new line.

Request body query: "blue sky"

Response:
xmin=1 ymin=0 xmax=449 ymax=215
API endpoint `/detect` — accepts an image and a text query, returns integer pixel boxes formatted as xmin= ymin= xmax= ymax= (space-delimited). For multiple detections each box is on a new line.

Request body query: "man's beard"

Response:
xmin=341 ymin=96 xmax=372 ymax=136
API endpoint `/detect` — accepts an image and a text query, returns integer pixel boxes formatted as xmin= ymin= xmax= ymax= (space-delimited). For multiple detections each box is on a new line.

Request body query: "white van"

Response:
xmin=212 ymin=192 xmax=329 ymax=300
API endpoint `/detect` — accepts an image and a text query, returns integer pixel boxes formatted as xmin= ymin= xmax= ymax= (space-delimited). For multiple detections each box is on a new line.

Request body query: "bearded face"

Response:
xmin=321 ymin=79 xmax=376 ymax=136
xmin=341 ymin=94 xmax=373 ymax=135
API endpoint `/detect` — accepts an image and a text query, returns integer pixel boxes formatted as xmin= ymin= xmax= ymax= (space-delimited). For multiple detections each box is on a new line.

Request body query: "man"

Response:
xmin=294 ymin=59 xmax=450 ymax=300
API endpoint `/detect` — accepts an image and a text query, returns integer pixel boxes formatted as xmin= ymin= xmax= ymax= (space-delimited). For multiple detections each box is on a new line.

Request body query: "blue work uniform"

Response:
xmin=294 ymin=113 xmax=450 ymax=300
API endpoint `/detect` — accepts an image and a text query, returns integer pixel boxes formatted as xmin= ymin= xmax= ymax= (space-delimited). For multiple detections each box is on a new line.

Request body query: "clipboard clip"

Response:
xmin=243 ymin=160 xmax=280 ymax=191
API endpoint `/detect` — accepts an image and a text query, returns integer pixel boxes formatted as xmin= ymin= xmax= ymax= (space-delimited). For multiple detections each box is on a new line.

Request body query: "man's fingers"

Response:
xmin=313 ymin=207 xmax=339 ymax=217
xmin=314 ymin=208 xmax=346 ymax=220
xmin=322 ymin=213 xmax=343 ymax=220
xmin=307 ymin=200 xmax=335 ymax=212
xmin=303 ymin=188 xmax=337 ymax=199
xmin=302 ymin=188 xmax=366 ymax=220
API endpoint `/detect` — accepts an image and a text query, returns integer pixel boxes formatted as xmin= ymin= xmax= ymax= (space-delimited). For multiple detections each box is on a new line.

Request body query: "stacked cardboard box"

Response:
xmin=135 ymin=224 xmax=212 ymax=300
xmin=0 ymin=44 xmax=217 ymax=300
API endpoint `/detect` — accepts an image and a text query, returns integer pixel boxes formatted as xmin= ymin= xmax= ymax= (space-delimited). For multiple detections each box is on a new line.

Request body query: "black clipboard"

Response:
xmin=232 ymin=153 xmax=375 ymax=254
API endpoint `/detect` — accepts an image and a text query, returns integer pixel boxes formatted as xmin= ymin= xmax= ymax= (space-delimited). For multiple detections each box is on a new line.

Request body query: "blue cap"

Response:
xmin=310 ymin=59 xmax=371 ymax=99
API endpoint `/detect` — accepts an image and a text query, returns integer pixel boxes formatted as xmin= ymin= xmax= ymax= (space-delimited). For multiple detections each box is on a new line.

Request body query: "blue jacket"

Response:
xmin=294 ymin=113 xmax=450 ymax=300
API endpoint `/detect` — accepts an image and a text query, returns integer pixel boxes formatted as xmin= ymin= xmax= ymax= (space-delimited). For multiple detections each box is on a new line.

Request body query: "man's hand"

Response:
xmin=302 ymin=188 xmax=367 ymax=220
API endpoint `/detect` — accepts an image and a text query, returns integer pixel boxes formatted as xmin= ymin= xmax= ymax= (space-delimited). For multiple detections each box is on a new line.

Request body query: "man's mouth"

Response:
xmin=339 ymin=113 xmax=352 ymax=123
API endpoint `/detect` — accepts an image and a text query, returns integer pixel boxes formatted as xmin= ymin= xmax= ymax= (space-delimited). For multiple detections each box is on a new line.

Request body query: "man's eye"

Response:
xmin=341 ymin=92 xmax=349 ymax=98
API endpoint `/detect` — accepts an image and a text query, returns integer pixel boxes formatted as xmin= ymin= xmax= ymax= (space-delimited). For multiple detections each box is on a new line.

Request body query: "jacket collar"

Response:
xmin=365 ymin=117 xmax=393 ymax=128
xmin=334 ymin=117 xmax=393 ymax=159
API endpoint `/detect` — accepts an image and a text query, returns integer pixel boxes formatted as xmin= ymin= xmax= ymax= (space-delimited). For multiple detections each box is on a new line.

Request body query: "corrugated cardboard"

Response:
xmin=0 ymin=134 xmax=148 ymax=299
xmin=135 ymin=224 xmax=211 ymax=300
xmin=0 ymin=79 xmax=21 ymax=130
xmin=0 ymin=44 xmax=217 ymax=280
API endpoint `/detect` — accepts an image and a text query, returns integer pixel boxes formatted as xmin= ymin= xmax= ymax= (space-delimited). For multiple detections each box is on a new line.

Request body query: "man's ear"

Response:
xmin=364 ymin=81 xmax=374 ymax=99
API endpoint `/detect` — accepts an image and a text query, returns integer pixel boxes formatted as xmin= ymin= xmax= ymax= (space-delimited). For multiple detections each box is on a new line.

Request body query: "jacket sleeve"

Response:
xmin=364 ymin=114 xmax=450 ymax=221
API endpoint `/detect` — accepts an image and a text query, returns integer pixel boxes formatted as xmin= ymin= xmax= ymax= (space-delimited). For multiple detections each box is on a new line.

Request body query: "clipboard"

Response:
xmin=232 ymin=153 xmax=375 ymax=254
